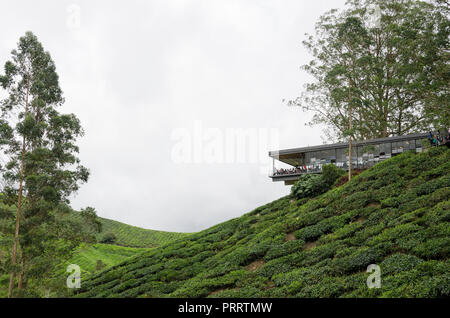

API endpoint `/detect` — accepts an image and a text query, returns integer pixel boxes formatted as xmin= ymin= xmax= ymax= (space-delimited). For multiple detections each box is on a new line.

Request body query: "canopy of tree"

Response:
xmin=290 ymin=0 xmax=449 ymax=141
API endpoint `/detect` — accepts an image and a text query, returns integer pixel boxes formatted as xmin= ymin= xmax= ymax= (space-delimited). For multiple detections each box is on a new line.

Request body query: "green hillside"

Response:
xmin=0 ymin=243 xmax=147 ymax=298
xmin=64 ymin=211 xmax=191 ymax=248
xmin=97 ymin=218 xmax=191 ymax=248
xmin=75 ymin=147 xmax=450 ymax=298
xmin=57 ymin=243 xmax=151 ymax=277
xmin=58 ymin=218 xmax=191 ymax=276
xmin=0 ymin=204 xmax=190 ymax=297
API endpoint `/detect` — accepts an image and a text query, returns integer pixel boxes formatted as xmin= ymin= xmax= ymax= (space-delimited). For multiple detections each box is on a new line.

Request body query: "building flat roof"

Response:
xmin=269 ymin=132 xmax=428 ymax=158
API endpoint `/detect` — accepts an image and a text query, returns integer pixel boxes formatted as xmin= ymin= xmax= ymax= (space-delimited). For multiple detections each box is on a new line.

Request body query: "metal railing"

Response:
xmin=269 ymin=154 xmax=400 ymax=178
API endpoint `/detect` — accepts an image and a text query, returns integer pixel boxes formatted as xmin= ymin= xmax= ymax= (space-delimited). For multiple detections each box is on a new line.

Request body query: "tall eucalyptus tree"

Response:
xmin=0 ymin=32 xmax=89 ymax=297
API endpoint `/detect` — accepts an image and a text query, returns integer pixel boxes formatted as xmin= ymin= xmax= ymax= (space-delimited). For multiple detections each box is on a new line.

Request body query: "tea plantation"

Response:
xmin=57 ymin=243 xmax=152 ymax=277
xmin=97 ymin=218 xmax=191 ymax=248
xmin=74 ymin=147 xmax=450 ymax=298
xmin=0 ymin=205 xmax=190 ymax=297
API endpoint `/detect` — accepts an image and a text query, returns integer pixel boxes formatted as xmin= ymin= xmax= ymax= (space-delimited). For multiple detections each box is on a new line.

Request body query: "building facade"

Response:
xmin=269 ymin=132 xmax=430 ymax=185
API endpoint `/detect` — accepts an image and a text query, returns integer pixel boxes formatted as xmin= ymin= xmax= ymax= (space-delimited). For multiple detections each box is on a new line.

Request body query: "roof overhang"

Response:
xmin=269 ymin=132 xmax=428 ymax=159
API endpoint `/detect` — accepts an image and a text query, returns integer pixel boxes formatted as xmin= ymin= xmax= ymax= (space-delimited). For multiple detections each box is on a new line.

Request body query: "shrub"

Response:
xmin=322 ymin=164 xmax=346 ymax=187
xmin=96 ymin=260 xmax=106 ymax=271
xmin=299 ymin=244 xmax=338 ymax=266
xmin=264 ymin=239 xmax=305 ymax=261
xmin=210 ymin=286 xmax=263 ymax=298
xmin=291 ymin=164 xmax=345 ymax=200
xmin=412 ymin=237 xmax=450 ymax=259
xmin=100 ymin=232 xmax=117 ymax=244
xmin=259 ymin=257 xmax=295 ymax=279
xmin=296 ymin=276 xmax=346 ymax=298
xmin=380 ymin=254 xmax=423 ymax=276
xmin=333 ymin=245 xmax=385 ymax=274
xmin=295 ymin=221 xmax=331 ymax=242
xmin=290 ymin=174 xmax=327 ymax=199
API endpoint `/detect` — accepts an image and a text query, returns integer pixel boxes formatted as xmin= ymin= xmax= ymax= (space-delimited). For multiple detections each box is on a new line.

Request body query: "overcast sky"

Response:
xmin=0 ymin=0 xmax=348 ymax=232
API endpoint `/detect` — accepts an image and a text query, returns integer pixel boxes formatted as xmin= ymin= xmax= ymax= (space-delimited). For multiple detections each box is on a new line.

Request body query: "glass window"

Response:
xmin=379 ymin=142 xmax=391 ymax=156
xmin=336 ymin=148 xmax=347 ymax=164
xmin=305 ymin=152 xmax=312 ymax=164
xmin=299 ymin=153 xmax=306 ymax=166
xmin=415 ymin=139 xmax=427 ymax=151
xmin=392 ymin=141 xmax=408 ymax=153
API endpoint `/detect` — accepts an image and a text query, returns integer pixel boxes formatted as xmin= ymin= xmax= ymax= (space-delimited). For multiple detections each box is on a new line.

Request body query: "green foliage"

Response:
xmin=97 ymin=218 xmax=190 ymax=248
xmin=99 ymin=232 xmax=117 ymax=244
xmin=0 ymin=32 xmax=93 ymax=296
xmin=290 ymin=164 xmax=345 ymax=200
xmin=380 ymin=254 xmax=424 ymax=276
xmin=56 ymin=243 xmax=149 ymax=277
xmin=72 ymin=148 xmax=450 ymax=298
xmin=322 ymin=164 xmax=346 ymax=187
xmin=0 ymin=202 xmax=105 ymax=297
xmin=0 ymin=185 xmax=187 ymax=296
xmin=290 ymin=0 xmax=450 ymax=140
xmin=290 ymin=174 xmax=327 ymax=200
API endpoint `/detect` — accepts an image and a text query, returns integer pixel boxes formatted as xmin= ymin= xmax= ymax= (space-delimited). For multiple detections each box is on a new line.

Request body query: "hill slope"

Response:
xmin=0 ymin=201 xmax=191 ymax=297
xmin=75 ymin=147 xmax=450 ymax=298
xmin=65 ymin=211 xmax=190 ymax=248
xmin=57 ymin=243 xmax=151 ymax=277
xmin=97 ymin=218 xmax=191 ymax=248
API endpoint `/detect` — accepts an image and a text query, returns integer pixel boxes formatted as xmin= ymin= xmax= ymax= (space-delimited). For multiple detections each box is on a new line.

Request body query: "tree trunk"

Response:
xmin=18 ymin=254 xmax=25 ymax=292
xmin=8 ymin=75 xmax=30 ymax=298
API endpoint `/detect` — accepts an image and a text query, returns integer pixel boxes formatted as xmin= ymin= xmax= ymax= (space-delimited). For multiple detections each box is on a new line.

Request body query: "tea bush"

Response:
xmin=290 ymin=174 xmax=326 ymax=199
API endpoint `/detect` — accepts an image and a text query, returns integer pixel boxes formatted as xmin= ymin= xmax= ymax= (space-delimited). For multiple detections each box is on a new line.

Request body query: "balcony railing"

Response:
xmin=269 ymin=154 xmax=396 ymax=178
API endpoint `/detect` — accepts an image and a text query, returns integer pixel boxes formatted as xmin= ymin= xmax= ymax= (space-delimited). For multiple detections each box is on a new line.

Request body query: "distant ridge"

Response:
xmin=97 ymin=217 xmax=191 ymax=248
